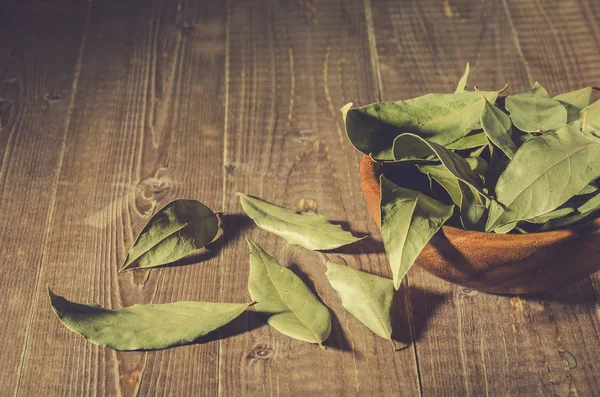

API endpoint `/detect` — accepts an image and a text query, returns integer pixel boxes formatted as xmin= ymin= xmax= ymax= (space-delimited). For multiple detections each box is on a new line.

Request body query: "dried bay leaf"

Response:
xmin=480 ymin=97 xmax=517 ymax=159
xmin=486 ymin=124 xmax=600 ymax=231
xmin=554 ymin=87 xmax=593 ymax=122
xmin=49 ymin=289 xmax=251 ymax=351
xmin=505 ymin=82 xmax=567 ymax=133
xmin=525 ymin=207 xmax=576 ymax=225
xmin=454 ymin=62 xmax=470 ymax=94
xmin=417 ymin=164 xmax=462 ymax=206
xmin=342 ymin=90 xmax=500 ymax=160
xmin=326 ymin=261 xmax=396 ymax=347
xmin=247 ymin=238 xmax=331 ymax=346
xmin=237 ymin=193 xmax=363 ymax=251
xmin=581 ymin=99 xmax=600 ymax=136
xmin=444 ymin=131 xmax=488 ymax=150
xmin=120 ymin=199 xmax=219 ymax=272
xmin=380 ymin=176 xmax=454 ymax=289
xmin=458 ymin=181 xmax=488 ymax=231
xmin=393 ymin=133 xmax=487 ymax=198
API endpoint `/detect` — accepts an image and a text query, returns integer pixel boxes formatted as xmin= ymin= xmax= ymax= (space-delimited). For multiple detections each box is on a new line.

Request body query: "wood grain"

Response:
xmin=14 ymin=0 xmax=227 ymax=395
xmin=369 ymin=0 xmax=600 ymax=395
xmin=1 ymin=0 xmax=600 ymax=395
xmin=0 ymin=2 xmax=91 ymax=395
xmin=217 ymin=0 xmax=420 ymax=395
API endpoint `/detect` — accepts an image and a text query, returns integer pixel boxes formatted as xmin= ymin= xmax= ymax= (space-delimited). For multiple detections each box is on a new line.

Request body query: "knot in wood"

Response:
xmin=249 ymin=345 xmax=274 ymax=360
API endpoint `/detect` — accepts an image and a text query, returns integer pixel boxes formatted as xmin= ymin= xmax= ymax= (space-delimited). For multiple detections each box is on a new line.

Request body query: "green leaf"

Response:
xmin=505 ymin=82 xmax=567 ymax=133
xmin=380 ymin=176 xmax=454 ymax=289
xmin=554 ymin=87 xmax=593 ymax=122
xmin=576 ymin=183 xmax=599 ymax=196
xmin=454 ymin=62 xmax=470 ymax=94
xmin=581 ymin=99 xmax=600 ymax=136
xmin=486 ymin=124 xmax=600 ymax=231
xmin=444 ymin=131 xmax=488 ymax=150
xmin=493 ymin=221 xmax=518 ymax=234
xmin=458 ymin=181 xmax=488 ymax=231
xmin=576 ymin=191 xmax=600 ymax=214
xmin=526 ymin=207 xmax=575 ymax=224
xmin=538 ymin=206 xmax=600 ymax=231
xmin=120 ymin=199 xmax=219 ymax=272
xmin=393 ymin=133 xmax=487 ymax=198
xmin=417 ymin=164 xmax=462 ymax=205
xmin=237 ymin=193 xmax=363 ymax=251
xmin=49 ymin=289 xmax=250 ymax=351
xmin=342 ymin=90 xmax=500 ymax=160
xmin=247 ymin=238 xmax=331 ymax=346
xmin=465 ymin=157 xmax=489 ymax=181
xmin=480 ymin=97 xmax=517 ymax=158
xmin=325 ymin=261 xmax=395 ymax=347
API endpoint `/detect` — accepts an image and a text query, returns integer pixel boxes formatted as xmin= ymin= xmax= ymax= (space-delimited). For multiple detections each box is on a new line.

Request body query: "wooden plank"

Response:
xmin=369 ymin=0 xmax=600 ymax=395
xmin=217 ymin=0 xmax=420 ymax=395
xmin=15 ymin=1 xmax=227 ymax=395
xmin=0 ymin=2 xmax=90 ymax=395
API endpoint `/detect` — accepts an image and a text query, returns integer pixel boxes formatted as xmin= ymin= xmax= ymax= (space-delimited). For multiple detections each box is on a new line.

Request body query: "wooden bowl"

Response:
xmin=360 ymin=155 xmax=600 ymax=294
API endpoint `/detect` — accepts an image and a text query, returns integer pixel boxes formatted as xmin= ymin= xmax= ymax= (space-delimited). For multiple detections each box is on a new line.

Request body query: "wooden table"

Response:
xmin=2 ymin=0 xmax=600 ymax=395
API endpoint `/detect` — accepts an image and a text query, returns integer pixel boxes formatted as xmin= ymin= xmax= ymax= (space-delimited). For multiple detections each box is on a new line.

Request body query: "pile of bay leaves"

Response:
xmin=50 ymin=194 xmax=398 ymax=350
xmin=342 ymin=64 xmax=600 ymax=289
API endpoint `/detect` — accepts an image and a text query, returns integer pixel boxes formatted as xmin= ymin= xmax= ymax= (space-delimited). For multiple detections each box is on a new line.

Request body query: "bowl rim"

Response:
xmin=359 ymin=154 xmax=600 ymax=242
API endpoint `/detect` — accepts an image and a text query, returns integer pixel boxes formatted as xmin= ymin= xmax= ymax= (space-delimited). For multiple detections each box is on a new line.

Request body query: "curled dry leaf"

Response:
xmin=120 ymin=199 xmax=219 ymax=272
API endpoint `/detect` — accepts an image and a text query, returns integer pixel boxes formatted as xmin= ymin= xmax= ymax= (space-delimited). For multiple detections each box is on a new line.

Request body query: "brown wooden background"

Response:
xmin=1 ymin=0 xmax=600 ymax=395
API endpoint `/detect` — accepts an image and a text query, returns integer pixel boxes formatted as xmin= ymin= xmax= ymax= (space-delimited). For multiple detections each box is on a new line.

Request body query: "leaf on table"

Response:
xmin=49 ymin=288 xmax=250 ymax=351
xmin=486 ymin=124 xmax=600 ymax=231
xmin=554 ymin=87 xmax=593 ymax=122
xmin=505 ymin=82 xmax=567 ymax=133
xmin=247 ymin=238 xmax=331 ymax=346
xmin=454 ymin=62 xmax=470 ymax=94
xmin=444 ymin=131 xmax=488 ymax=150
xmin=237 ymin=193 xmax=363 ymax=251
xmin=342 ymin=90 xmax=500 ymax=160
xmin=325 ymin=261 xmax=396 ymax=348
xmin=380 ymin=176 xmax=454 ymax=289
xmin=458 ymin=181 xmax=488 ymax=231
xmin=120 ymin=199 xmax=219 ymax=272
xmin=480 ymin=97 xmax=517 ymax=158
xmin=393 ymin=133 xmax=488 ymax=198
xmin=417 ymin=164 xmax=462 ymax=206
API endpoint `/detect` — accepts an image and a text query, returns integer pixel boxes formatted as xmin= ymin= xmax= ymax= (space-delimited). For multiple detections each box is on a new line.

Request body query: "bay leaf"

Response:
xmin=458 ymin=181 xmax=488 ymax=231
xmin=576 ymin=183 xmax=599 ymax=196
xmin=120 ymin=199 xmax=219 ymax=272
xmin=465 ymin=157 xmax=489 ymax=181
xmin=577 ymin=191 xmax=600 ymax=214
xmin=444 ymin=131 xmax=488 ymax=150
xmin=342 ymin=90 xmax=500 ymax=160
xmin=538 ymin=207 xmax=600 ymax=231
xmin=581 ymin=99 xmax=600 ymax=136
xmin=486 ymin=124 xmax=600 ymax=231
xmin=380 ymin=176 xmax=454 ymax=289
xmin=326 ymin=261 xmax=396 ymax=347
xmin=237 ymin=193 xmax=363 ymax=251
xmin=526 ymin=207 xmax=575 ymax=224
xmin=505 ymin=82 xmax=567 ymax=133
xmin=247 ymin=238 xmax=331 ymax=346
xmin=493 ymin=221 xmax=518 ymax=234
xmin=480 ymin=97 xmax=517 ymax=158
xmin=454 ymin=62 xmax=470 ymax=94
xmin=393 ymin=133 xmax=487 ymax=198
xmin=417 ymin=164 xmax=462 ymax=206
xmin=49 ymin=288 xmax=250 ymax=351
xmin=554 ymin=87 xmax=593 ymax=122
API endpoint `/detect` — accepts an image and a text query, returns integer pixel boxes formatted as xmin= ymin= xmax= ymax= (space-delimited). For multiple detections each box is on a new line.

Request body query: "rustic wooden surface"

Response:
xmin=1 ymin=0 xmax=599 ymax=395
